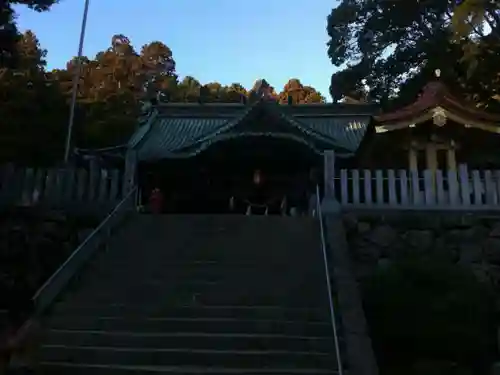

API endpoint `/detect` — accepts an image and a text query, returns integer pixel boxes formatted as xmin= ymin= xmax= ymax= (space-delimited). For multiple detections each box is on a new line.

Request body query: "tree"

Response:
xmin=0 ymin=30 xmax=67 ymax=164
xmin=72 ymin=35 xmax=143 ymax=148
xmin=140 ymin=41 xmax=177 ymax=101
xmin=175 ymin=76 xmax=201 ymax=102
xmin=452 ymin=0 xmax=499 ymax=42
xmin=203 ymin=82 xmax=226 ymax=102
xmin=1 ymin=0 xmax=57 ymax=68
xmin=225 ymin=83 xmax=247 ymax=103
xmin=325 ymin=0 xmax=499 ymax=110
xmin=278 ymin=79 xmax=325 ymax=104
xmin=248 ymin=79 xmax=278 ymax=103
xmin=450 ymin=0 xmax=500 ymax=107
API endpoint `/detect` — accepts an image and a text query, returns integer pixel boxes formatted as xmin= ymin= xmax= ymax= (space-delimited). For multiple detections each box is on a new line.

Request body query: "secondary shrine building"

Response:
xmin=79 ymin=75 xmax=500 ymax=213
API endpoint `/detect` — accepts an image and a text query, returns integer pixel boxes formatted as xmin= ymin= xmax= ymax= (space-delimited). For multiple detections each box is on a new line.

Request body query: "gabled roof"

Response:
xmin=375 ymin=76 xmax=500 ymax=133
xmin=128 ymin=100 xmax=375 ymax=161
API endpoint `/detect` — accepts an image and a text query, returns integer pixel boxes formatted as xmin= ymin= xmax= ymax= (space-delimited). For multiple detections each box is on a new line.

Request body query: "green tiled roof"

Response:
xmin=137 ymin=117 xmax=232 ymax=160
xmin=296 ymin=116 xmax=369 ymax=152
xmin=128 ymin=102 xmax=373 ymax=161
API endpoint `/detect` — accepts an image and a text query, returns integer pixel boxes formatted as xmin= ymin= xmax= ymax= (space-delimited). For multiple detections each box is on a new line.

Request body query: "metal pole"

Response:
xmin=63 ymin=0 xmax=91 ymax=163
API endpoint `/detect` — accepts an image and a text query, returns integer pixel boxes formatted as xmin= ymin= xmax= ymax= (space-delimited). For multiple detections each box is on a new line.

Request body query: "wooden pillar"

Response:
xmin=408 ymin=147 xmax=418 ymax=171
xmin=425 ymin=143 xmax=437 ymax=171
xmin=123 ymin=149 xmax=138 ymax=198
xmin=324 ymin=150 xmax=335 ymax=198
xmin=447 ymin=144 xmax=457 ymax=171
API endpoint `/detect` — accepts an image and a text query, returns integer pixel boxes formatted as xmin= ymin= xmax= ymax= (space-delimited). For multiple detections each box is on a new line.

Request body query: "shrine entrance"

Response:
xmin=197 ymin=135 xmax=322 ymax=214
xmin=139 ymin=135 xmax=323 ymax=214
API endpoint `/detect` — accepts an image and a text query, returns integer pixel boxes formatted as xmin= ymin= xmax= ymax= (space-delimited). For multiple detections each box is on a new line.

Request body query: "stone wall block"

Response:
xmin=484 ymin=238 xmax=500 ymax=265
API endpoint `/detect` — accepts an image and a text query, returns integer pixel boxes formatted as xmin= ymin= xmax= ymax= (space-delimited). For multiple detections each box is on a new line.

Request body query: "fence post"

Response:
xmin=98 ymin=169 xmax=109 ymax=201
xmin=123 ymin=150 xmax=138 ymax=197
xmin=109 ymin=169 xmax=120 ymax=202
xmin=471 ymin=170 xmax=483 ymax=206
xmin=33 ymin=169 xmax=45 ymax=205
xmin=352 ymin=170 xmax=360 ymax=205
xmin=484 ymin=170 xmax=497 ymax=206
xmin=363 ymin=170 xmax=372 ymax=205
xmin=435 ymin=170 xmax=445 ymax=205
xmin=398 ymin=170 xmax=409 ymax=206
xmin=64 ymin=168 xmax=76 ymax=203
xmin=22 ymin=168 xmax=35 ymax=206
xmin=375 ymin=170 xmax=384 ymax=205
xmin=459 ymin=164 xmax=470 ymax=206
xmin=423 ymin=169 xmax=435 ymax=206
xmin=340 ymin=169 xmax=348 ymax=205
xmin=387 ymin=169 xmax=397 ymax=205
xmin=324 ymin=150 xmax=335 ymax=199
xmin=88 ymin=158 xmax=99 ymax=202
xmin=448 ymin=169 xmax=460 ymax=206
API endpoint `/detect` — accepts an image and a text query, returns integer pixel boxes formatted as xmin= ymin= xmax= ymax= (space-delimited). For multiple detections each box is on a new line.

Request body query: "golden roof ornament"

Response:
xmin=432 ymin=107 xmax=447 ymax=127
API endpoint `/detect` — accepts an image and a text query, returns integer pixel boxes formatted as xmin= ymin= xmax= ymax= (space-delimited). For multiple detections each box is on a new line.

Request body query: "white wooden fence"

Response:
xmin=332 ymin=164 xmax=500 ymax=210
xmin=0 ymin=164 xmax=123 ymax=214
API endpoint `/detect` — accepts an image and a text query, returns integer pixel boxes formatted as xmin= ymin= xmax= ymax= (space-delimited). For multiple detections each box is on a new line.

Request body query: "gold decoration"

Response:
xmin=432 ymin=107 xmax=447 ymax=127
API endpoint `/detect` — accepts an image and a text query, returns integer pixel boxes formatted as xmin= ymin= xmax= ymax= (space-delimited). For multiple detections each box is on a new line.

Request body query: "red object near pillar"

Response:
xmin=149 ymin=188 xmax=164 ymax=214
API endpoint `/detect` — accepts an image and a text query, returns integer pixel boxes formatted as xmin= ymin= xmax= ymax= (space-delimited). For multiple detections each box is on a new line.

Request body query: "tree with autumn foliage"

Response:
xmin=62 ymin=36 xmax=180 ymax=148
xmin=278 ymin=79 xmax=325 ymax=104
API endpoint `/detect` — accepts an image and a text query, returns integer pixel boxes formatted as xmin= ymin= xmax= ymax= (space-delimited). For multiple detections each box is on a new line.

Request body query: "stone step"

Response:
xmin=45 ymin=316 xmax=332 ymax=337
xmin=40 ymin=345 xmax=337 ymax=369
xmin=44 ymin=330 xmax=336 ymax=352
xmin=91 ymin=239 xmax=322 ymax=265
xmin=39 ymin=215 xmax=335 ymax=374
xmin=57 ymin=289 xmax=329 ymax=308
xmin=40 ymin=362 xmax=339 ymax=375
xmin=67 ymin=278 xmax=327 ymax=300
xmin=71 ymin=285 xmax=327 ymax=304
xmin=88 ymin=254 xmax=325 ymax=272
xmin=81 ymin=262 xmax=325 ymax=283
xmin=48 ymin=305 xmax=331 ymax=322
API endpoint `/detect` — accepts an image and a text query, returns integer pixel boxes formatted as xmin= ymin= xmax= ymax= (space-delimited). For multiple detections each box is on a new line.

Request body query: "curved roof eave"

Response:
xmin=128 ymin=109 xmax=159 ymax=149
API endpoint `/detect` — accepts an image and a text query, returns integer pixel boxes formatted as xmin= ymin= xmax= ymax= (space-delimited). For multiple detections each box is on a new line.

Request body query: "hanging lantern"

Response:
xmin=253 ymin=169 xmax=262 ymax=185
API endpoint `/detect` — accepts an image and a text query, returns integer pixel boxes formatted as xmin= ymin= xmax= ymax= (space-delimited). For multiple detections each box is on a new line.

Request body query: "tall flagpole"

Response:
xmin=63 ymin=0 xmax=91 ymax=163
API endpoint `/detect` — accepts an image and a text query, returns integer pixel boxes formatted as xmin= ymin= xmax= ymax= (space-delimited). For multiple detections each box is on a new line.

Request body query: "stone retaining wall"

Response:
xmin=0 ymin=207 xmax=101 ymax=306
xmin=343 ymin=213 xmax=500 ymax=291
xmin=342 ymin=212 xmax=500 ymax=373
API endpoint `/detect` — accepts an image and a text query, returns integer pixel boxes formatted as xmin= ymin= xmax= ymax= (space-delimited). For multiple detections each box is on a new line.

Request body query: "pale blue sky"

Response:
xmin=14 ymin=0 xmax=338 ymax=100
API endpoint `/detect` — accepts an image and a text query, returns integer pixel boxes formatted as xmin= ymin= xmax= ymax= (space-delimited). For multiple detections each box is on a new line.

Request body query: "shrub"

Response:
xmin=362 ymin=255 xmax=496 ymax=375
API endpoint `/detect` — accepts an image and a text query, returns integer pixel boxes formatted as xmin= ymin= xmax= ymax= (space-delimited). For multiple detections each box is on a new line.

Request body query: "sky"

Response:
xmin=13 ymin=0 xmax=338 ymax=101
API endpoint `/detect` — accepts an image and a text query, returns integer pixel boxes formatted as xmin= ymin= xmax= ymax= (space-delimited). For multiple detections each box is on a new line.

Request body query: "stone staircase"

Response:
xmin=39 ymin=214 xmax=340 ymax=374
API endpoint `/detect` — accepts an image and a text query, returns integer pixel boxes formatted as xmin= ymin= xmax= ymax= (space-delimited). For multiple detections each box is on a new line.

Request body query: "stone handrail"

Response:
xmin=315 ymin=185 xmax=344 ymax=375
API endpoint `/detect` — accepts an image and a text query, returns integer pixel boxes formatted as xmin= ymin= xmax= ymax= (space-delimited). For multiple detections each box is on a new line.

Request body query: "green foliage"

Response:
xmin=1 ymin=0 xmax=57 ymax=68
xmin=0 ymin=31 xmax=66 ymax=165
xmin=326 ymin=0 xmax=499 ymax=110
xmin=362 ymin=255 xmax=496 ymax=375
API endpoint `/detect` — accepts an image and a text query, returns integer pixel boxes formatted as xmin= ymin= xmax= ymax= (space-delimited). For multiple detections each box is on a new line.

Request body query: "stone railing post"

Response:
xmin=122 ymin=149 xmax=137 ymax=199
xmin=323 ymin=149 xmax=341 ymax=213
